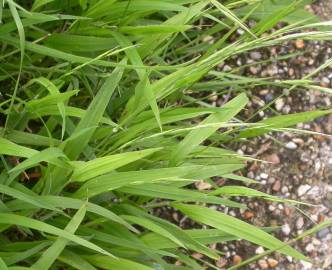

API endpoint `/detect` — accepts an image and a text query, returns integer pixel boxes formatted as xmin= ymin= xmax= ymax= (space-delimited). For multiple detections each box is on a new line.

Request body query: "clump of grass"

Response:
xmin=0 ymin=0 xmax=331 ymax=269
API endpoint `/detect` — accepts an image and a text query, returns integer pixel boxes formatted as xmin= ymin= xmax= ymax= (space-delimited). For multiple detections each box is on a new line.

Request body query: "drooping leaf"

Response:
xmin=173 ymin=203 xmax=308 ymax=261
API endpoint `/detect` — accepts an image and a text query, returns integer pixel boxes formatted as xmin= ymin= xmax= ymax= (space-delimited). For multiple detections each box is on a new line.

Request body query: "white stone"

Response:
xmin=286 ymin=256 xmax=293 ymax=263
xmin=296 ymin=217 xmax=304 ymax=230
xmin=255 ymin=246 xmax=265 ymax=254
xmin=260 ymin=173 xmax=269 ymax=179
xmin=281 ymin=186 xmax=289 ymax=194
xmin=305 ymin=243 xmax=314 ymax=252
xmin=297 ymin=184 xmax=311 ymax=197
xmin=268 ymin=205 xmax=275 ymax=211
xmin=282 ymin=224 xmax=291 ymax=236
xmin=307 ymin=186 xmax=320 ymax=197
xmin=275 ymin=98 xmax=285 ymax=111
xmin=285 ymin=141 xmax=297 ymax=149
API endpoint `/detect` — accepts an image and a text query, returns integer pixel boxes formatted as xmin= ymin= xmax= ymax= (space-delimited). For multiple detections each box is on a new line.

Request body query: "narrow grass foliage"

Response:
xmin=0 ymin=0 xmax=331 ymax=269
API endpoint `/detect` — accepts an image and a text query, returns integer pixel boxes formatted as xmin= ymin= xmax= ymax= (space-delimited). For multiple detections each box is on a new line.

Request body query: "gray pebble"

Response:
xmin=250 ymin=51 xmax=262 ymax=60
xmin=317 ymin=227 xmax=331 ymax=239
xmin=265 ymin=93 xmax=274 ymax=102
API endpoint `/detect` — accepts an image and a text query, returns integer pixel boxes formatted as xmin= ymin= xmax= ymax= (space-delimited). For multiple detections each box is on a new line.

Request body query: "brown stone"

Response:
xmin=233 ymin=255 xmax=242 ymax=265
xmin=284 ymin=207 xmax=291 ymax=216
xmin=267 ymin=258 xmax=279 ymax=268
xmin=295 ymin=39 xmax=305 ymax=49
xmin=192 ymin=253 xmax=203 ymax=260
xmin=216 ymin=258 xmax=227 ymax=268
xmin=264 ymin=153 xmax=280 ymax=164
xmin=272 ymin=180 xmax=281 ymax=192
xmin=243 ymin=211 xmax=254 ymax=219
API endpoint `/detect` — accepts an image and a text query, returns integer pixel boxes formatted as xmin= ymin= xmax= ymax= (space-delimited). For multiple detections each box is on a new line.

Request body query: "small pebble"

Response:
xmin=265 ymin=154 xmax=280 ymax=164
xmin=281 ymin=186 xmax=289 ymax=194
xmin=300 ymin=261 xmax=313 ymax=270
xmin=282 ymin=105 xmax=291 ymax=114
xmin=297 ymin=184 xmax=311 ymax=197
xmin=268 ymin=205 xmax=276 ymax=211
xmin=307 ymin=186 xmax=320 ymax=197
xmin=243 ymin=211 xmax=254 ymax=219
xmin=322 ymin=77 xmax=330 ymax=85
xmin=295 ymin=39 xmax=305 ymax=49
xmin=317 ymin=227 xmax=331 ymax=239
xmin=195 ymin=180 xmax=212 ymax=190
xmin=237 ymin=28 xmax=245 ymax=35
xmin=272 ymin=180 xmax=281 ymax=192
xmin=250 ymin=51 xmax=262 ymax=60
xmin=233 ymin=255 xmax=242 ymax=265
xmin=265 ymin=93 xmax=274 ymax=102
xmin=282 ymin=224 xmax=291 ymax=236
xmin=275 ymin=98 xmax=285 ymax=111
xmin=286 ymin=256 xmax=293 ymax=263
xmin=268 ymin=177 xmax=276 ymax=184
xmin=267 ymin=258 xmax=278 ymax=268
xmin=192 ymin=253 xmax=203 ymax=260
xmin=259 ymin=89 xmax=269 ymax=95
xmin=305 ymin=243 xmax=314 ymax=253
xmin=249 ymin=66 xmax=258 ymax=75
xmin=282 ymin=88 xmax=290 ymax=96
xmin=285 ymin=141 xmax=297 ymax=150
xmin=292 ymin=138 xmax=304 ymax=145
xmin=296 ymin=217 xmax=304 ymax=230
xmin=258 ymin=259 xmax=268 ymax=269
xmin=260 ymin=173 xmax=269 ymax=179
xmin=223 ymin=65 xmax=232 ymax=72
xmin=255 ymin=246 xmax=265 ymax=254
xmin=216 ymin=258 xmax=227 ymax=268
xmin=278 ymin=204 xmax=284 ymax=210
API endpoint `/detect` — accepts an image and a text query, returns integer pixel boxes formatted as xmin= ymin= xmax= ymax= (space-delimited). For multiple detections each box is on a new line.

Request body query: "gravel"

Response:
xmin=212 ymin=1 xmax=332 ymax=269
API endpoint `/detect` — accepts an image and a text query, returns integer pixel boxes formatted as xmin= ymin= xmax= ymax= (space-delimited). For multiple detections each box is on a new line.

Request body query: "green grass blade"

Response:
xmin=119 ymin=184 xmax=244 ymax=208
xmin=0 ymin=138 xmax=38 ymax=158
xmin=65 ymin=59 xmax=126 ymax=160
xmin=211 ymin=0 xmax=256 ymax=38
xmin=0 ymin=184 xmax=60 ymax=212
xmin=122 ymin=215 xmax=185 ymax=248
xmin=4 ymin=0 xmax=25 ymax=131
xmin=173 ymin=203 xmax=308 ymax=261
xmin=170 ymin=93 xmax=248 ymax=165
xmin=26 ymin=77 xmax=66 ymax=139
xmin=9 ymin=147 xmax=70 ymax=174
xmin=32 ymin=203 xmax=88 ymax=269
xmin=85 ymin=255 xmax=154 ymax=270
xmin=238 ymin=109 xmax=332 ymax=139
xmin=58 ymin=250 xmax=97 ymax=270
xmin=0 ymin=213 xmax=113 ymax=256
xmin=0 ymin=257 xmax=9 ymax=270
xmin=71 ymin=148 xmax=161 ymax=182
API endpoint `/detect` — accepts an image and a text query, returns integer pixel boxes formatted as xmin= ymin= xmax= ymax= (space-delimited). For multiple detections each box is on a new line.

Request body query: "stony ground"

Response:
xmin=219 ymin=1 xmax=332 ymax=269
